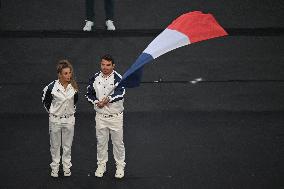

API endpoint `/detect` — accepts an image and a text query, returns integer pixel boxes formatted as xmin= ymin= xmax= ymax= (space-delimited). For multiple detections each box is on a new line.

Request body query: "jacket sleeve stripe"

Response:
xmin=42 ymin=81 xmax=55 ymax=112
xmin=85 ymin=75 xmax=99 ymax=105
xmin=109 ymin=72 xmax=126 ymax=103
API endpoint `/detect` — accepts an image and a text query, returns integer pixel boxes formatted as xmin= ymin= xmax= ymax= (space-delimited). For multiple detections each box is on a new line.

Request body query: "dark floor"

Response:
xmin=0 ymin=111 xmax=283 ymax=189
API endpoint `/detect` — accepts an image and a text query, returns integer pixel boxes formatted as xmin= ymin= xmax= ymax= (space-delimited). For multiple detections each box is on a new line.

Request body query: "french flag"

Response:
xmin=118 ymin=11 xmax=228 ymax=88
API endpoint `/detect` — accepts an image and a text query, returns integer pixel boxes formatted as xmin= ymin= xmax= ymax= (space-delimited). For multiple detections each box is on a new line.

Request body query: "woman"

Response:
xmin=42 ymin=60 xmax=78 ymax=177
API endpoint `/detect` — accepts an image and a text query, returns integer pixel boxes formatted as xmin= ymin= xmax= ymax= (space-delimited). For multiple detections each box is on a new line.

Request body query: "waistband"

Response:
xmin=97 ymin=111 xmax=123 ymax=118
xmin=50 ymin=114 xmax=74 ymax=119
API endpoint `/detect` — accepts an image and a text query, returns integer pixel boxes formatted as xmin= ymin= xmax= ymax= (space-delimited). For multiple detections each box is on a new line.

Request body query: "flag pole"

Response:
xmin=104 ymin=82 xmax=119 ymax=99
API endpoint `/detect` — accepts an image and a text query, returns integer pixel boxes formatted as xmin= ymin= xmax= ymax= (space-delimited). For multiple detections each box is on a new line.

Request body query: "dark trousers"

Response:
xmin=85 ymin=0 xmax=114 ymax=21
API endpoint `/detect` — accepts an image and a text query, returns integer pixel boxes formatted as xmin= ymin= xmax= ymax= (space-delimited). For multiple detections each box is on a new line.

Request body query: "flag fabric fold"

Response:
xmin=118 ymin=11 xmax=228 ymax=88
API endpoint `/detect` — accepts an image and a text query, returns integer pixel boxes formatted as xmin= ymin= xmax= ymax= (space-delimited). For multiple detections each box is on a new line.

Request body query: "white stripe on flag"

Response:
xmin=143 ymin=28 xmax=190 ymax=59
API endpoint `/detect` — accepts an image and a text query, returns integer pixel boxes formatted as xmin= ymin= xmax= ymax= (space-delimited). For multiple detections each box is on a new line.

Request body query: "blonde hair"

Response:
xmin=57 ymin=59 xmax=78 ymax=91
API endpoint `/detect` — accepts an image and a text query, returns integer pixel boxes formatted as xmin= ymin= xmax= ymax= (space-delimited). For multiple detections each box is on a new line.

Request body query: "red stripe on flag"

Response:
xmin=167 ymin=11 xmax=228 ymax=43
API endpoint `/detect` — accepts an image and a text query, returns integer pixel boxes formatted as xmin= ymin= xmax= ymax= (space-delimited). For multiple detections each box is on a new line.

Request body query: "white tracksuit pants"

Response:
xmin=49 ymin=117 xmax=74 ymax=171
xmin=95 ymin=113 xmax=126 ymax=167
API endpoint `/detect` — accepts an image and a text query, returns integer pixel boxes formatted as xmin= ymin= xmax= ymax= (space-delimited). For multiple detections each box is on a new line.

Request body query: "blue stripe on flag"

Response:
xmin=118 ymin=53 xmax=154 ymax=88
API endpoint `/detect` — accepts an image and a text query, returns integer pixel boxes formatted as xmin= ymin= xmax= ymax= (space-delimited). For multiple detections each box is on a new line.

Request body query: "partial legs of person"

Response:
xmin=110 ymin=128 xmax=126 ymax=178
xmin=83 ymin=0 xmax=94 ymax=31
xmin=61 ymin=123 xmax=74 ymax=176
xmin=105 ymin=0 xmax=115 ymax=30
xmin=49 ymin=122 xmax=62 ymax=177
xmin=95 ymin=127 xmax=109 ymax=177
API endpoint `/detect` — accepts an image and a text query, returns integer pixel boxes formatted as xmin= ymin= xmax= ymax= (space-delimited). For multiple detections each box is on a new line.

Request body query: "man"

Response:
xmin=83 ymin=0 xmax=115 ymax=31
xmin=86 ymin=54 xmax=126 ymax=178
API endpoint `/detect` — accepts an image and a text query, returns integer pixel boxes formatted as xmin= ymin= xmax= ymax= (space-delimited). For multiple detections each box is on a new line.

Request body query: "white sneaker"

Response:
xmin=83 ymin=20 xmax=94 ymax=31
xmin=105 ymin=20 xmax=116 ymax=30
xmin=95 ymin=163 xmax=106 ymax=177
xmin=51 ymin=169 xmax=59 ymax=178
xmin=115 ymin=164 xmax=124 ymax=178
xmin=63 ymin=168 xmax=71 ymax=177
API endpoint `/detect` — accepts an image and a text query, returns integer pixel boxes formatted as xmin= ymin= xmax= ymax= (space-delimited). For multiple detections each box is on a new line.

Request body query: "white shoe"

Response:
xmin=95 ymin=163 xmax=106 ymax=177
xmin=105 ymin=20 xmax=116 ymax=30
xmin=63 ymin=168 xmax=71 ymax=177
xmin=83 ymin=20 xmax=94 ymax=31
xmin=115 ymin=164 xmax=124 ymax=178
xmin=51 ymin=169 xmax=59 ymax=178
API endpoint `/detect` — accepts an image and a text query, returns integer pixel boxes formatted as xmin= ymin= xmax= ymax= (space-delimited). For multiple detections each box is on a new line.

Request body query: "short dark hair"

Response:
xmin=101 ymin=54 xmax=114 ymax=64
